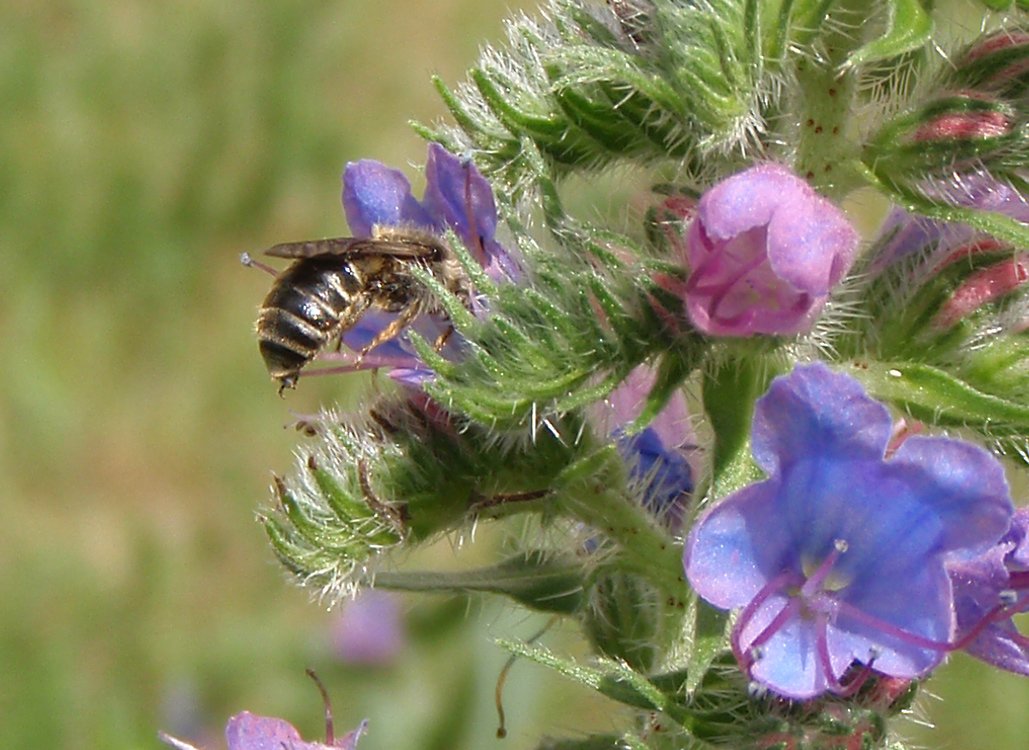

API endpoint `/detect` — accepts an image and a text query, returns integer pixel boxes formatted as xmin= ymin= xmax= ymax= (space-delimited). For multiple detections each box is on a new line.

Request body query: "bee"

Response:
xmin=253 ymin=225 xmax=472 ymax=394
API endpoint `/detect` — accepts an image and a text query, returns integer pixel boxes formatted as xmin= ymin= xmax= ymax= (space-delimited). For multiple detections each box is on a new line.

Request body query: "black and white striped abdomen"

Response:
xmin=256 ymin=257 xmax=362 ymax=386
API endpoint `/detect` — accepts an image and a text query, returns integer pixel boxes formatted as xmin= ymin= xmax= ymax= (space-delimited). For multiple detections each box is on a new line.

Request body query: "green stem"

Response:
xmin=554 ymin=447 xmax=687 ymax=606
xmin=792 ymin=0 xmax=865 ymax=199
xmin=701 ymin=353 xmax=776 ymax=501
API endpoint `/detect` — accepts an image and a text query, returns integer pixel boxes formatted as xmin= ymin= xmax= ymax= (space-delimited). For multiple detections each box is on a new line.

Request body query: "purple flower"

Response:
xmin=684 ymin=363 xmax=1012 ymax=699
xmin=872 ymin=173 xmax=1029 ymax=272
xmin=949 ymin=507 xmax=1029 ymax=675
xmin=331 ymin=590 xmax=406 ymax=666
xmin=317 ymin=143 xmax=516 ymax=380
xmin=596 ymin=366 xmax=695 ymax=529
xmin=160 ymin=713 xmax=367 ymax=750
xmin=681 ymin=165 xmax=858 ymax=337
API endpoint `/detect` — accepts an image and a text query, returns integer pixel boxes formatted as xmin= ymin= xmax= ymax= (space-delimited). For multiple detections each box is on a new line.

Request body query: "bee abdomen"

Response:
xmin=255 ymin=262 xmax=363 ymax=388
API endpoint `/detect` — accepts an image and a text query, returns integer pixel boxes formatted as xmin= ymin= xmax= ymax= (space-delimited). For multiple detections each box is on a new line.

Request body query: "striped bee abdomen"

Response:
xmin=256 ymin=257 xmax=363 ymax=392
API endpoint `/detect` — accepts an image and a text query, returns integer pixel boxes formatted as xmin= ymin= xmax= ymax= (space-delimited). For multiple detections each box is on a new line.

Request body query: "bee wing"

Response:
xmin=264 ymin=236 xmax=438 ymax=260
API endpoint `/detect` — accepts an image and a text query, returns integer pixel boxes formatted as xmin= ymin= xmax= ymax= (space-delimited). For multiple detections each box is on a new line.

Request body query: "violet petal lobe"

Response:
xmin=341 ymin=159 xmax=433 ymax=236
xmin=692 ymin=165 xmax=803 ymax=242
xmin=889 ymin=436 xmax=1012 ymax=555
xmin=422 ymin=142 xmax=498 ymax=252
xmin=684 ymin=480 xmax=793 ymax=609
xmin=750 ymin=363 xmax=893 ymax=475
xmin=225 ymin=712 xmax=310 ymax=750
xmin=225 ymin=712 xmax=365 ymax=750
xmin=949 ymin=507 xmax=1029 ymax=675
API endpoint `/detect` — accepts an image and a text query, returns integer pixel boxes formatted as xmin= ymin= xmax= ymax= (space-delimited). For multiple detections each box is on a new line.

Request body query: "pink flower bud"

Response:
xmin=681 ymin=164 xmax=858 ymax=337
xmin=959 ymin=29 xmax=1029 ymax=90
xmin=933 ymin=254 xmax=1029 ymax=330
xmin=911 ymin=105 xmax=1011 ymax=143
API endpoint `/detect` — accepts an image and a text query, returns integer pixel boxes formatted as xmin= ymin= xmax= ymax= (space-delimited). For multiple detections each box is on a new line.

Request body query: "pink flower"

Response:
xmin=681 ymin=165 xmax=858 ymax=337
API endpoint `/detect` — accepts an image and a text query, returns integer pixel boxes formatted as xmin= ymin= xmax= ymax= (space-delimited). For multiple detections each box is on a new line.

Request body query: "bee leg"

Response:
xmin=432 ymin=325 xmax=454 ymax=353
xmin=328 ymin=296 xmax=373 ymax=354
xmin=355 ymin=302 xmax=423 ymax=362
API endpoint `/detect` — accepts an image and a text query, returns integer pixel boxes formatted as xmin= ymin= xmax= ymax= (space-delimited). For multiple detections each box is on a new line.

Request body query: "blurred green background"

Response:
xmin=1 ymin=1 xmax=1026 ymax=748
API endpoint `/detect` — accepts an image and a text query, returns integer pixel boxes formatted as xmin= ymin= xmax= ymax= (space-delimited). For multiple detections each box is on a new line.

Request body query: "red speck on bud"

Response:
xmin=933 ymin=255 xmax=1029 ymax=330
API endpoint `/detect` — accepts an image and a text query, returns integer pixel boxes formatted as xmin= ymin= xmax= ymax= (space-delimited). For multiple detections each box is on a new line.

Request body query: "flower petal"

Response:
xmin=830 ymin=562 xmax=952 ymax=679
xmin=741 ymin=597 xmax=832 ymax=699
xmin=226 ymin=712 xmax=309 ymax=750
xmin=422 ymin=143 xmax=498 ymax=258
xmin=890 ymin=436 xmax=1012 ymax=555
xmin=342 ymin=159 xmax=433 ymax=236
xmin=685 ymin=480 xmax=793 ymax=609
xmin=751 ymin=363 xmax=893 ymax=476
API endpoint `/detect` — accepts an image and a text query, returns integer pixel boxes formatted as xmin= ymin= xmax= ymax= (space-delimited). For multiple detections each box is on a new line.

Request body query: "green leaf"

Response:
xmin=371 ymin=551 xmax=585 ymax=615
xmin=842 ymin=360 xmax=1029 ymax=447
xmin=497 ymin=640 xmax=691 ymax=724
xmin=845 ymin=0 xmax=932 ymax=68
xmin=535 ymin=736 xmax=626 ymax=750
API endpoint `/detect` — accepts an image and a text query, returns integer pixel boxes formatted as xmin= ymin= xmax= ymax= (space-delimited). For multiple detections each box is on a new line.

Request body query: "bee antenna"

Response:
xmin=240 ymin=252 xmax=278 ymax=277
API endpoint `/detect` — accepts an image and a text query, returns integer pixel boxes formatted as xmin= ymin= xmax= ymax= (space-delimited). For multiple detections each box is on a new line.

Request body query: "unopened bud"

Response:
xmin=910 ymin=95 xmax=1012 ymax=143
xmin=954 ymin=28 xmax=1029 ymax=94
xmin=933 ymin=254 xmax=1029 ymax=330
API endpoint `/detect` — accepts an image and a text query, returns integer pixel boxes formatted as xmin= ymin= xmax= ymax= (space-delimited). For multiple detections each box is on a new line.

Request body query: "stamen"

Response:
xmin=731 ymin=569 xmax=800 ymax=670
xmin=813 ymin=615 xmax=877 ymax=697
xmin=838 ymin=651 xmax=879 ymax=698
xmin=746 ymin=599 xmax=801 ymax=668
xmin=835 ymin=598 xmax=953 ymax=652
xmin=800 ymin=539 xmax=848 ymax=598
xmin=815 ymin=613 xmax=840 ymax=693
xmin=951 ymin=601 xmax=1019 ymax=650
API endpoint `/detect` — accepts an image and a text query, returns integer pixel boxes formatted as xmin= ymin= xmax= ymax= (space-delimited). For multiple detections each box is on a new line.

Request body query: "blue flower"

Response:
xmin=871 ymin=173 xmax=1029 ymax=273
xmin=597 ymin=366 xmax=694 ymax=529
xmin=949 ymin=507 xmax=1029 ymax=675
xmin=684 ymin=363 xmax=1013 ymax=699
xmin=320 ymin=143 xmax=516 ymax=379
